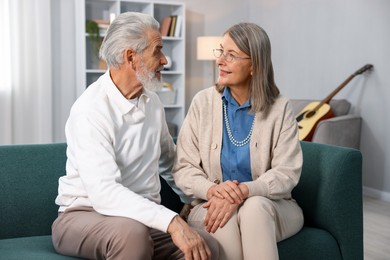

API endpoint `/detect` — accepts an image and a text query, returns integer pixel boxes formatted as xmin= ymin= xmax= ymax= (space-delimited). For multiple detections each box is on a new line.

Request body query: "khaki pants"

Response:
xmin=188 ymin=196 xmax=304 ymax=260
xmin=52 ymin=206 xmax=219 ymax=260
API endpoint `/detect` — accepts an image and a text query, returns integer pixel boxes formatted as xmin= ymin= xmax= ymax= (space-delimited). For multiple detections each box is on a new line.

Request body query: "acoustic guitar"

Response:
xmin=296 ymin=64 xmax=373 ymax=141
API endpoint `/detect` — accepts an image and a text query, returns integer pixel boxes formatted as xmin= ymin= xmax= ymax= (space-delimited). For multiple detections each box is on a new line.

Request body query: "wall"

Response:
xmin=246 ymin=0 xmax=390 ymax=200
xmin=52 ymin=0 xmax=78 ymax=142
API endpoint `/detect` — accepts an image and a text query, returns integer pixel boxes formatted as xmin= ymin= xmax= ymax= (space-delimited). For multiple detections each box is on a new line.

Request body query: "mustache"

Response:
xmin=157 ymin=65 xmax=165 ymax=72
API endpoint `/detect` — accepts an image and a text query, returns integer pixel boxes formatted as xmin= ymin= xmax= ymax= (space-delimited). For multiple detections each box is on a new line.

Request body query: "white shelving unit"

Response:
xmin=75 ymin=0 xmax=186 ymax=137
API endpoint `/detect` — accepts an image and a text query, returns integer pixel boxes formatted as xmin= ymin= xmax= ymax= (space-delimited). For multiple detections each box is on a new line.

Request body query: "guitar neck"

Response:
xmin=313 ymin=74 xmax=355 ymax=112
xmin=310 ymin=64 xmax=372 ymax=113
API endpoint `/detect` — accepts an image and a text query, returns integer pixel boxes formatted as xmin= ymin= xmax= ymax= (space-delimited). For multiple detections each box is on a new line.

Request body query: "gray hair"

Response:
xmin=99 ymin=12 xmax=160 ymax=68
xmin=217 ymin=23 xmax=280 ymax=114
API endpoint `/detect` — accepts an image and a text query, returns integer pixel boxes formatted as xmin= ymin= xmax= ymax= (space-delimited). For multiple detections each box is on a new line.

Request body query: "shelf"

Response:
xmin=162 ymin=36 xmax=183 ymax=41
xmin=162 ymin=70 xmax=183 ymax=75
xmin=164 ymin=104 xmax=183 ymax=109
xmin=86 ymin=69 xmax=106 ymax=73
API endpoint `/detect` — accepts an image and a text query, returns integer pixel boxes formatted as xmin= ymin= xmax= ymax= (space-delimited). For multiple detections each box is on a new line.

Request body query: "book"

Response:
xmin=174 ymin=15 xmax=182 ymax=37
xmin=169 ymin=15 xmax=177 ymax=37
xmin=160 ymin=16 xmax=172 ymax=36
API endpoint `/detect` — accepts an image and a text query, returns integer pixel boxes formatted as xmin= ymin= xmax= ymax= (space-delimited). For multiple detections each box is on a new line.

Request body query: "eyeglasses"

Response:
xmin=213 ymin=49 xmax=251 ymax=62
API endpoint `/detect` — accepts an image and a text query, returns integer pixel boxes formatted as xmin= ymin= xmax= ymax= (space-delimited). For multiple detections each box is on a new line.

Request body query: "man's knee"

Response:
xmin=107 ymin=218 xmax=153 ymax=259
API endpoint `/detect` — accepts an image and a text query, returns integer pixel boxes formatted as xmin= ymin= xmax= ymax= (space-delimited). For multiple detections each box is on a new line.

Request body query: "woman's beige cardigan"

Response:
xmin=172 ymin=87 xmax=302 ymax=204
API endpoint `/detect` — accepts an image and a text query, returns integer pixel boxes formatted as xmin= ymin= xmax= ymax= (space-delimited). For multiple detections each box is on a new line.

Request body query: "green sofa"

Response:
xmin=0 ymin=142 xmax=363 ymax=259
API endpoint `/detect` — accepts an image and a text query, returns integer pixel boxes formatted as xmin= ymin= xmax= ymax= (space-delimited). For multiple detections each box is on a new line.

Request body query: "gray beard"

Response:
xmin=136 ymin=65 xmax=163 ymax=92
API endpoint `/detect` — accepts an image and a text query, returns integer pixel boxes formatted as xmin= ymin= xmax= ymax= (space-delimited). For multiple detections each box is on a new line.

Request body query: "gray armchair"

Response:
xmin=291 ymin=99 xmax=362 ymax=149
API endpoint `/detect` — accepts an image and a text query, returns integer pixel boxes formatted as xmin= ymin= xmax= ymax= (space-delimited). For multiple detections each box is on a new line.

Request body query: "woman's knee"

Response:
xmin=195 ymin=228 xmax=221 ymax=260
xmin=239 ymin=196 xmax=276 ymax=220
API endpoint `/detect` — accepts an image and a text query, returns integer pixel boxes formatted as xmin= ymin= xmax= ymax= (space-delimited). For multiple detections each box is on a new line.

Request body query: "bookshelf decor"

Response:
xmin=157 ymin=82 xmax=176 ymax=105
xmin=164 ymin=56 xmax=172 ymax=70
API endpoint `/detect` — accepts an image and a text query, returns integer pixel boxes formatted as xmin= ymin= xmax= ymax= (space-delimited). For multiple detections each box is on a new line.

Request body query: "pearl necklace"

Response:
xmin=223 ymin=102 xmax=256 ymax=147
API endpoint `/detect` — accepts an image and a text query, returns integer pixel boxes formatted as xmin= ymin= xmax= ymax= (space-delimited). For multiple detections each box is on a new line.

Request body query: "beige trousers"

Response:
xmin=188 ymin=196 xmax=303 ymax=260
xmin=52 ymin=206 xmax=219 ymax=260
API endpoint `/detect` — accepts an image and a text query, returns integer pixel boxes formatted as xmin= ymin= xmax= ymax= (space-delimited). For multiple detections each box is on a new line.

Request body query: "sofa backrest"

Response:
xmin=0 ymin=143 xmax=67 ymax=239
xmin=290 ymin=99 xmax=351 ymax=117
xmin=0 ymin=142 xmax=182 ymax=240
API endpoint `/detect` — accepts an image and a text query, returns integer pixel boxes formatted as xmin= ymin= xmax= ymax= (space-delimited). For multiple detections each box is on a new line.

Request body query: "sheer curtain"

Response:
xmin=0 ymin=0 xmax=52 ymax=144
xmin=0 ymin=0 xmax=12 ymax=143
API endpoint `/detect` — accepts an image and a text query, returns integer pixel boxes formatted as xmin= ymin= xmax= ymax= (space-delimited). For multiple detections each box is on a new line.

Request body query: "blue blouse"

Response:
xmin=221 ymin=87 xmax=255 ymax=183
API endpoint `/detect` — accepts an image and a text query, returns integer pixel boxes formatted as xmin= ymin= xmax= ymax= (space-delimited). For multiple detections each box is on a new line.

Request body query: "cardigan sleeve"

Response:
xmin=244 ymin=99 xmax=303 ymax=200
xmin=172 ymin=91 xmax=217 ymax=201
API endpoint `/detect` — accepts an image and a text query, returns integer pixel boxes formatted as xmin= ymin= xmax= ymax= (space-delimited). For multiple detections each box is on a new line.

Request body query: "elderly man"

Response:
xmin=52 ymin=12 xmax=219 ymax=260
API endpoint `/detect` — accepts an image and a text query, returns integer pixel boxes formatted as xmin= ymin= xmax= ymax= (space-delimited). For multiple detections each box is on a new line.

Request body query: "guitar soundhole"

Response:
xmin=305 ymin=111 xmax=316 ymax=118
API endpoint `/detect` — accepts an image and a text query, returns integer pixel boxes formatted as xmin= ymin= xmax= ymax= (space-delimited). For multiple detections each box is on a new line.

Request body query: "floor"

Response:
xmin=363 ymin=196 xmax=390 ymax=260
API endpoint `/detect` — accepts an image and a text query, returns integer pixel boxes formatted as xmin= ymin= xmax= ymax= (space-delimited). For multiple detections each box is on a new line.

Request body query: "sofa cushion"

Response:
xmin=0 ymin=236 xmax=81 ymax=260
xmin=291 ymin=99 xmax=351 ymax=117
xmin=278 ymin=227 xmax=342 ymax=260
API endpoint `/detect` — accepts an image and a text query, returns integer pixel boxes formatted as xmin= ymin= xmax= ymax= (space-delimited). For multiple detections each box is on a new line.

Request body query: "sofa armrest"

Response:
xmin=293 ymin=142 xmax=363 ymax=260
xmin=312 ymin=115 xmax=362 ymax=149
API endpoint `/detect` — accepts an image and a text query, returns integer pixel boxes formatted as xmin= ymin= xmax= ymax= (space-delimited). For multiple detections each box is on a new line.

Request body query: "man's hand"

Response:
xmin=167 ymin=216 xmax=212 ymax=260
xmin=203 ymin=196 xmax=239 ymax=233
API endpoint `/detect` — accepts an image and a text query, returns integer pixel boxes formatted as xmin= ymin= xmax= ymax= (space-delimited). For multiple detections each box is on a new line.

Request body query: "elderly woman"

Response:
xmin=173 ymin=22 xmax=304 ymax=260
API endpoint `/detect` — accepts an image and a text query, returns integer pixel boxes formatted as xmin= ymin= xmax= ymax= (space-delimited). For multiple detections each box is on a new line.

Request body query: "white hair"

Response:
xmin=99 ymin=12 xmax=160 ymax=68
